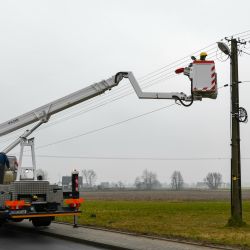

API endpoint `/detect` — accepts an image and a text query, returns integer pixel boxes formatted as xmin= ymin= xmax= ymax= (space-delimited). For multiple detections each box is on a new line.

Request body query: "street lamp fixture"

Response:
xmin=217 ymin=42 xmax=231 ymax=56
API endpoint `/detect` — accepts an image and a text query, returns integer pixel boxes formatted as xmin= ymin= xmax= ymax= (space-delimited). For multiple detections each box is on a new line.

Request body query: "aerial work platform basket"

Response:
xmin=176 ymin=58 xmax=217 ymax=100
xmin=190 ymin=60 xmax=217 ymax=99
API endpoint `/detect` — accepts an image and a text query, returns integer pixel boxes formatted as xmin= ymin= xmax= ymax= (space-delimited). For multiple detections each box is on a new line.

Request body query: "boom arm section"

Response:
xmin=0 ymin=71 xmax=194 ymax=140
xmin=116 ymin=72 xmax=191 ymax=100
xmin=0 ymin=76 xmax=121 ymax=137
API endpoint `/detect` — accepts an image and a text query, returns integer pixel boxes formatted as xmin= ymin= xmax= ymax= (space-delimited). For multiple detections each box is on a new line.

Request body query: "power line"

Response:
xmin=47 ymin=48 xmax=215 ymax=121
xmin=0 ymin=48 xmax=219 ymax=145
xmin=3 ymin=55 xmax=231 ymax=150
xmin=21 ymin=154 xmax=250 ymax=161
xmin=0 ymin=52 xmax=230 ymax=151
xmin=238 ymin=35 xmax=250 ymax=42
xmin=0 ymin=36 xmax=228 ymax=142
xmin=29 ymin=50 xmax=219 ymax=132
xmin=11 ymin=79 xmax=230 ymax=153
xmin=237 ymin=32 xmax=250 ymax=38
xmin=138 ymin=43 xmax=217 ymax=81
xmin=230 ymin=30 xmax=250 ymax=37
xmin=139 ymin=46 xmax=217 ymax=82
xmin=36 ymin=46 xmax=215 ymax=122
xmin=20 ymin=73 xmax=177 ymax=134
xmin=42 ymin=47 xmax=217 ymax=123
xmin=34 ymin=81 xmax=229 ymax=150
xmin=1 ymin=31 xmax=249 ymax=147
xmin=37 ymin=78 xmax=177 ymax=130
xmin=241 ymin=50 xmax=250 ymax=56
xmin=217 ymin=80 xmax=250 ymax=90
xmin=33 ymin=78 xmax=234 ymax=151
xmin=36 ymin=103 xmax=176 ymax=150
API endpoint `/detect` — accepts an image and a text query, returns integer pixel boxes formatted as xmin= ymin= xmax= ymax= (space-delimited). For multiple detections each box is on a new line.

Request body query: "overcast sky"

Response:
xmin=0 ymin=0 xmax=249 ymax=185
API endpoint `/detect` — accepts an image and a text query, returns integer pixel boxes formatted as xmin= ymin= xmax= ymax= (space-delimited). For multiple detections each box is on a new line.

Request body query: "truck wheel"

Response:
xmin=32 ymin=217 xmax=52 ymax=227
xmin=0 ymin=219 xmax=5 ymax=227
xmin=11 ymin=218 xmax=23 ymax=222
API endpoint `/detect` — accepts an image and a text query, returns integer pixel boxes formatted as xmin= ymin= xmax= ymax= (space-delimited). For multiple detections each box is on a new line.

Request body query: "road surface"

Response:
xmin=0 ymin=224 xmax=102 ymax=250
xmin=0 ymin=221 xmax=236 ymax=250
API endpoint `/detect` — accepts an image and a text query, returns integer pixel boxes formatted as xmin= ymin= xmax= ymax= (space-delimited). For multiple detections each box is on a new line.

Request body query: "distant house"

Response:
xmin=62 ymin=176 xmax=83 ymax=190
xmin=196 ymin=181 xmax=230 ymax=189
xmin=135 ymin=181 xmax=162 ymax=190
xmin=220 ymin=182 xmax=230 ymax=189
xmin=98 ymin=182 xmax=110 ymax=189
xmin=196 ymin=182 xmax=209 ymax=189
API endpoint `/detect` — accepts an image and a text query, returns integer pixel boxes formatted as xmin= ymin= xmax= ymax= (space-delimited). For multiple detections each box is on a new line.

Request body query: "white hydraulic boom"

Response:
xmin=0 ymin=71 xmax=195 ymax=154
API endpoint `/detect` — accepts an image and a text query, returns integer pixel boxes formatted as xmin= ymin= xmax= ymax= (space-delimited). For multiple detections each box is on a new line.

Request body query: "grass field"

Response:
xmin=58 ymin=191 xmax=250 ymax=248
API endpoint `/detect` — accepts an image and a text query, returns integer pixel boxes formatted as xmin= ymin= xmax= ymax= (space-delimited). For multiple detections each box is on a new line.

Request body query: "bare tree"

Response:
xmin=117 ymin=181 xmax=125 ymax=189
xmin=204 ymin=172 xmax=222 ymax=189
xmin=134 ymin=169 xmax=158 ymax=190
xmin=82 ymin=169 xmax=97 ymax=187
xmin=171 ymin=171 xmax=184 ymax=190
xmin=142 ymin=169 xmax=158 ymax=190
xmin=134 ymin=177 xmax=141 ymax=189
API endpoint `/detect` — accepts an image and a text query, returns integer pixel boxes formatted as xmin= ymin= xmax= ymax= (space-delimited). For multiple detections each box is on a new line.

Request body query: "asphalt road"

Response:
xmin=0 ymin=221 xmax=234 ymax=250
xmin=0 ymin=224 xmax=103 ymax=250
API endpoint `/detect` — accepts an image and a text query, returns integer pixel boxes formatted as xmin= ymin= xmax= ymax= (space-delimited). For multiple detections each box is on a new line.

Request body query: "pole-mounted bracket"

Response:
xmin=236 ymin=107 xmax=248 ymax=123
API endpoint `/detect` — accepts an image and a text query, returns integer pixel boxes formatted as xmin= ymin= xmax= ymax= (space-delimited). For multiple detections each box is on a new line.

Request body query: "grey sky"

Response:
xmin=0 ymin=0 xmax=249 ymax=185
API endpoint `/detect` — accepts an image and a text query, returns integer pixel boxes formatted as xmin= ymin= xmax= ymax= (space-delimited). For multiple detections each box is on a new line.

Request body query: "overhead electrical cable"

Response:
xmin=35 ymin=45 xmax=217 ymax=121
xmin=237 ymin=32 xmax=250 ymax=38
xmin=32 ymin=50 xmax=219 ymax=130
xmin=35 ymin=103 xmax=176 ymax=150
xmin=46 ymin=45 xmax=217 ymax=121
xmin=0 ymin=48 xmax=220 ymax=146
xmin=31 ymin=77 xmax=234 ymax=151
xmin=1 ymin=30 xmax=249 ymax=146
xmin=20 ymin=155 xmax=244 ymax=161
xmin=31 ymin=51 xmax=220 ymax=130
xmin=139 ymin=43 xmax=216 ymax=81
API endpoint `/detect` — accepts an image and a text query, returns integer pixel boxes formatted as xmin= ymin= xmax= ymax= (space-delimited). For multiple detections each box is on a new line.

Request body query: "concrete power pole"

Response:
xmin=229 ymin=38 xmax=243 ymax=225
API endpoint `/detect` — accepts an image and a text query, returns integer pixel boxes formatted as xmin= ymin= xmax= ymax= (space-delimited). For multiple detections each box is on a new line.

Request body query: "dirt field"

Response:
xmin=81 ymin=189 xmax=250 ymax=201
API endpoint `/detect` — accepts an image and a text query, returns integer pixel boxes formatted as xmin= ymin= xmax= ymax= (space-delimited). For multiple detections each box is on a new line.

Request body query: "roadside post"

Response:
xmin=72 ymin=169 xmax=79 ymax=228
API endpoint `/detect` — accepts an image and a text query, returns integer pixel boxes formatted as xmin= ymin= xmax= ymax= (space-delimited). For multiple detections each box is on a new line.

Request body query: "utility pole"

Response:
xmin=218 ymin=38 xmax=248 ymax=225
xmin=229 ymin=38 xmax=243 ymax=225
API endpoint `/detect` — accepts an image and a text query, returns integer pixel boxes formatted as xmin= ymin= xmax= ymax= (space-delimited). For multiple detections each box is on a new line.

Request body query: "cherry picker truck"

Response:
xmin=0 ymin=60 xmax=217 ymax=227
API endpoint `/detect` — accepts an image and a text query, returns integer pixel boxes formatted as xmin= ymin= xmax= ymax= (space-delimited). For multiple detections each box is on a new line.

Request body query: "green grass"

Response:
xmin=57 ymin=200 xmax=250 ymax=248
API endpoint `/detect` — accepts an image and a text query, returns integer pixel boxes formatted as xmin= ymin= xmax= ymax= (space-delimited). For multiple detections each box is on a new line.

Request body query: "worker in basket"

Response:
xmin=175 ymin=51 xmax=208 ymax=75
xmin=0 ymin=152 xmax=9 ymax=184
xmin=199 ymin=52 xmax=207 ymax=61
